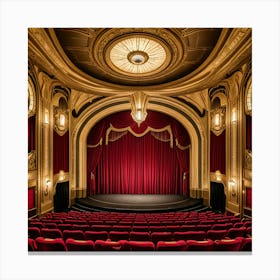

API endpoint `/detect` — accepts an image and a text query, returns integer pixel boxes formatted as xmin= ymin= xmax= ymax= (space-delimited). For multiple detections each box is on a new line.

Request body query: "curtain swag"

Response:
xmin=105 ymin=123 xmax=174 ymax=148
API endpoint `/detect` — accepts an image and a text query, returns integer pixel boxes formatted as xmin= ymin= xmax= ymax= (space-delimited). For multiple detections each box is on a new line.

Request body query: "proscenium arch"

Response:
xmin=71 ymin=96 xmax=207 ymax=199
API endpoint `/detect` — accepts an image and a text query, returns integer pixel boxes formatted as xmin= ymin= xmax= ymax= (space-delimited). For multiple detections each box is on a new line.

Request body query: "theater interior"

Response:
xmin=27 ymin=27 xmax=254 ymax=252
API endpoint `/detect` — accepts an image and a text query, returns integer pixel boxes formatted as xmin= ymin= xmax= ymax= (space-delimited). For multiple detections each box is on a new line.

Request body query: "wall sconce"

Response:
xmin=210 ymin=107 xmax=225 ymax=135
xmin=59 ymin=113 xmax=66 ymax=128
xmin=54 ymin=108 xmax=68 ymax=135
xmin=228 ymin=179 xmax=237 ymax=196
xmin=131 ymin=92 xmax=148 ymax=127
xmin=44 ymin=179 xmax=51 ymax=196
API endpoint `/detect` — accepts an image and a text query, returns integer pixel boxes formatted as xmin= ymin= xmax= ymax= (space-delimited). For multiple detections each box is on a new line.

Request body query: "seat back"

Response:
xmin=156 ymin=240 xmax=187 ymax=251
xmin=213 ymin=238 xmax=243 ymax=251
xmin=95 ymin=240 xmax=124 ymax=251
xmin=41 ymin=228 xmax=63 ymax=239
xmin=151 ymin=232 xmax=173 ymax=244
xmin=207 ymin=229 xmax=228 ymax=240
xmin=227 ymin=227 xmax=247 ymax=239
xmin=62 ymin=230 xmax=85 ymax=241
xmin=173 ymin=231 xmax=206 ymax=241
xmin=28 ymin=227 xmax=41 ymax=239
xmin=128 ymin=241 xmax=155 ymax=251
xmin=129 ymin=231 xmax=150 ymax=241
xmin=109 ymin=231 xmax=130 ymax=241
xmin=35 ymin=237 xmax=66 ymax=251
xmin=84 ymin=231 xmax=108 ymax=241
xmin=185 ymin=239 xmax=214 ymax=251
xmin=28 ymin=238 xmax=37 ymax=251
xmin=65 ymin=238 xmax=95 ymax=251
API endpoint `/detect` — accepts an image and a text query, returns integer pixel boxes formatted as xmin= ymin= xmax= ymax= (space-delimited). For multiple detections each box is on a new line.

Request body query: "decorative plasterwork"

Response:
xmin=210 ymin=107 xmax=226 ymax=136
xmin=244 ymin=149 xmax=252 ymax=169
xmin=28 ymin=150 xmax=37 ymax=170
xmin=28 ymin=28 xmax=251 ymax=96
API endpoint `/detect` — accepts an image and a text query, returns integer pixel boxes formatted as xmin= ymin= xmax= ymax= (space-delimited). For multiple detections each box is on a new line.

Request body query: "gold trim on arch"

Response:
xmin=105 ymin=123 xmax=174 ymax=148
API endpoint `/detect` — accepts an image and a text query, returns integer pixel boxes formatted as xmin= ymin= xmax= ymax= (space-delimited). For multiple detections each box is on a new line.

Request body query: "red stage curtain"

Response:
xmin=210 ymin=131 xmax=226 ymax=174
xmin=96 ymin=132 xmax=181 ymax=194
xmin=246 ymin=187 xmax=252 ymax=209
xmin=87 ymin=110 xmax=190 ymax=195
xmin=53 ymin=131 xmax=69 ymax=174
xmin=246 ymin=115 xmax=252 ymax=150
xmin=28 ymin=187 xmax=35 ymax=209
xmin=28 ymin=116 xmax=36 ymax=152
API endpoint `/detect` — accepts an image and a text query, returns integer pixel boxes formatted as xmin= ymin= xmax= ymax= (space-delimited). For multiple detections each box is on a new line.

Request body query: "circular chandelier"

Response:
xmin=108 ymin=36 xmax=168 ymax=75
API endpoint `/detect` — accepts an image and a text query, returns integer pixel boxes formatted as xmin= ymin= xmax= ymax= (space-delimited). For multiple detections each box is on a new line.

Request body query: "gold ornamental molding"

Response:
xmin=28 ymin=28 xmax=251 ymax=97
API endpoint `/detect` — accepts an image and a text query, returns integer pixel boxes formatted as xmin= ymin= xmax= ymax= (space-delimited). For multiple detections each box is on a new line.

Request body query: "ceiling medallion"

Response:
xmin=108 ymin=35 xmax=169 ymax=76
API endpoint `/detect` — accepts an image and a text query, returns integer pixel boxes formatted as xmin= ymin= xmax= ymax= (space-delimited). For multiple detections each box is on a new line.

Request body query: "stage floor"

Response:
xmin=75 ymin=194 xmax=204 ymax=212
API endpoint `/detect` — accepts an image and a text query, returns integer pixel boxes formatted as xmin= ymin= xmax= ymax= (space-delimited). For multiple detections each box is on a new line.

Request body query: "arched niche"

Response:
xmin=70 ymin=96 xmax=208 ymax=200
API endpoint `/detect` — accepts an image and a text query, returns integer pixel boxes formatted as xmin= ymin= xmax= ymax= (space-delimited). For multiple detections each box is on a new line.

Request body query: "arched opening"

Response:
xmin=71 ymin=96 xmax=207 ymax=204
xmin=86 ymin=110 xmax=190 ymax=196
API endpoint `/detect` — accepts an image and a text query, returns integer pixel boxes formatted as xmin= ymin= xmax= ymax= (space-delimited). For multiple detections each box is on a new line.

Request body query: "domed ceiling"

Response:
xmin=53 ymin=28 xmax=222 ymax=86
xmin=29 ymin=28 xmax=251 ymax=96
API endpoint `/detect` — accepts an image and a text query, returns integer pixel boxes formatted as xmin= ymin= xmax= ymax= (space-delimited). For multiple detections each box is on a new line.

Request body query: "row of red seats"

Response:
xmin=30 ymin=217 xmax=247 ymax=228
xmin=29 ymin=227 xmax=251 ymax=243
xmin=28 ymin=236 xmax=252 ymax=251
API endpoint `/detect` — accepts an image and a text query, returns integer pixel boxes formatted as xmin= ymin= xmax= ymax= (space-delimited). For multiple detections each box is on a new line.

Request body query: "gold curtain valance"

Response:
xmin=105 ymin=124 xmax=174 ymax=148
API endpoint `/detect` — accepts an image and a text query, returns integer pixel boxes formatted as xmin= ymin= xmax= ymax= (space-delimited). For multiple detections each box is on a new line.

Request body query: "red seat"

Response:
xmin=246 ymin=227 xmax=252 ymax=237
xmin=111 ymin=225 xmax=131 ymax=232
xmin=95 ymin=240 xmax=126 ymax=251
xmin=57 ymin=224 xmax=73 ymax=231
xmin=227 ymin=227 xmax=247 ymax=239
xmin=35 ymin=237 xmax=67 ymax=251
xmin=243 ymin=221 xmax=252 ymax=228
xmin=28 ymin=238 xmax=37 ymax=251
xmin=211 ymin=223 xmax=232 ymax=230
xmin=151 ymin=232 xmax=173 ymax=244
xmin=65 ymin=238 xmax=95 ymax=251
xmin=41 ymin=228 xmax=63 ymax=239
xmin=29 ymin=222 xmax=44 ymax=229
xmin=213 ymin=238 xmax=243 ymax=251
xmin=62 ymin=230 xmax=85 ymax=241
xmin=156 ymin=240 xmax=187 ymax=251
xmin=129 ymin=231 xmax=150 ymax=241
xmin=109 ymin=231 xmax=130 ymax=241
xmin=165 ymin=225 xmax=181 ymax=232
xmin=44 ymin=223 xmax=58 ymax=229
xmin=233 ymin=222 xmax=244 ymax=228
xmin=173 ymin=231 xmax=206 ymax=241
xmin=91 ymin=225 xmax=112 ymax=232
xmin=236 ymin=237 xmax=252 ymax=251
xmin=196 ymin=224 xmax=212 ymax=232
xmin=128 ymin=241 xmax=155 ymax=251
xmin=28 ymin=227 xmax=41 ymax=239
xmin=72 ymin=224 xmax=91 ymax=231
xmin=132 ymin=226 xmax=149 ymax=232
xmin=207 ymin=229 xmax=228 ymax=240
xmin=180 ymin=225 xmax=197 ymax=231
xmin=149 ymin=226 xmax=166 ymax=232
xmin=185 ymin=239 xmax=214 ymax=251
xmin=84 ymin=231 xmax=108 ymax=241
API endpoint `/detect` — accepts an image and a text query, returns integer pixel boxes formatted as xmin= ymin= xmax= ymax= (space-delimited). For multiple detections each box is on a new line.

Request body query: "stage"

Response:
xmin=73 ymin=194 xmax=205 ymax=212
